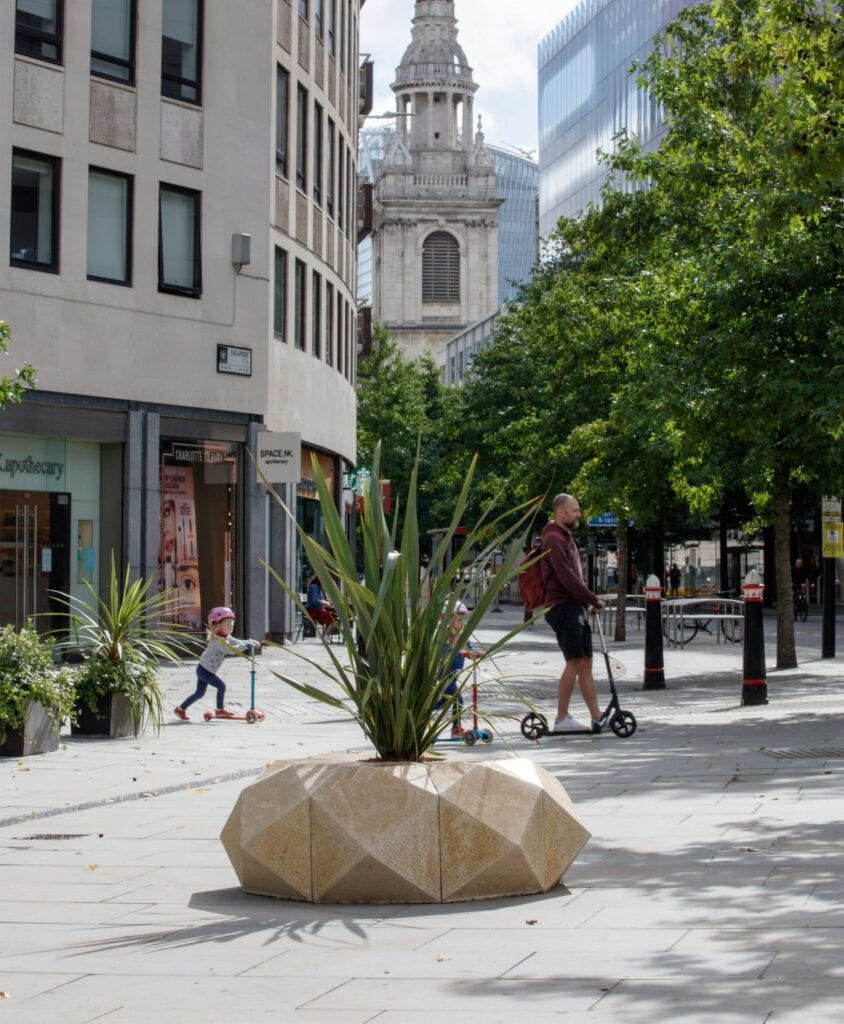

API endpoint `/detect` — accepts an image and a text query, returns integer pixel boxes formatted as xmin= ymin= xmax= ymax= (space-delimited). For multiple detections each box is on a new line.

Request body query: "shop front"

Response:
xmin=0 ymin=434 xmax=103 ymax=633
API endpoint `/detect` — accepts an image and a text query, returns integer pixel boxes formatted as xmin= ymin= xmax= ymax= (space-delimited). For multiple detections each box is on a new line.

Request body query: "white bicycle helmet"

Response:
xmin=208 ymin=606 xmax=235 ymax=626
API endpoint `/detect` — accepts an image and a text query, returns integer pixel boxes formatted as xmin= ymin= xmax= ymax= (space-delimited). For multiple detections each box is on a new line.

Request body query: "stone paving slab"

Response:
xmin=1 ymin=605 xmax=842 ymax=1022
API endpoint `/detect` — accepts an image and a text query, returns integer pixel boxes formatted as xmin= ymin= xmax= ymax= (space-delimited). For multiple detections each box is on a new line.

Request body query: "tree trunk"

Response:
xmin=614 ymin=520 xmax=628 ymax=642
xmin=772 ymin=459 xmax=797 ymax=669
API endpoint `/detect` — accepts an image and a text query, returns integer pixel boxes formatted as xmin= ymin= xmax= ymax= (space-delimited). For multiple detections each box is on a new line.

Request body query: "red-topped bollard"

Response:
xmin=741 ymin=569 xmax=767 ymax=705
xmin=643 ymin=574 xmax=666 ymax=690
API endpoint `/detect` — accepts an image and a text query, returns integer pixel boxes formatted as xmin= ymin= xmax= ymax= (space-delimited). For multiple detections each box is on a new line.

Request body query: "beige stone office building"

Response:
xmin=0 ymin=0 xmax=362 ymax=641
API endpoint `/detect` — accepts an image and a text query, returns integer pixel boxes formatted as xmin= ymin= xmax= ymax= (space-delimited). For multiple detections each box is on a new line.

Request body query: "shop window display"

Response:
xmin=159 ymin=440 xmax=239 ymax=632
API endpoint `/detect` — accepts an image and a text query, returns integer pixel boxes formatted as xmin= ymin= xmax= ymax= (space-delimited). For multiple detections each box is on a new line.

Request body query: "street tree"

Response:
xmin=605 ymin=0 xmax=844 ymax=666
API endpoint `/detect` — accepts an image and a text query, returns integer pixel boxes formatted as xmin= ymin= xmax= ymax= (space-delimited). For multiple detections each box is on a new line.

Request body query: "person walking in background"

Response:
xmin=669 ymin=562 xmax=682 ymax=597
xmin=541 ymin=494 xmax=605 ymax=733
xmin=174 ymin=606 xmax=259 ymax=720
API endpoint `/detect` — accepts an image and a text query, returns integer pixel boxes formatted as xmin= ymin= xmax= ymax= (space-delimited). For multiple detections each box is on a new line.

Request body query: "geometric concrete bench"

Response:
xmin=221 ymin=756 xmax=590 ymax=904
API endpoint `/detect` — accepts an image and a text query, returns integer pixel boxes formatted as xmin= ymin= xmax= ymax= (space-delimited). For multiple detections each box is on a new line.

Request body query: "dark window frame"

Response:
xmin=314 ymin=0 xmax=323 ymax=39
xmin=87 ymin=165 xmax=133 ymax=286
xmin=313 ymin=101 xmax=323 ymax=206
xmin=324 ymin=281 xmax=334 ymax=366
xmin=161 ymin=0 xmax=203 ymax=105
xmin=15 ymin=0 xmax=64 ymax=64
xmin=10 ymin=147 xmax=61 ymax=274
xmin=311 ymin=270 xmax=321 ymax=358
xmin=90 ymin=0 xmax=136 ymax=84
xmin=158 ymin=182 xmax=202 ymax=297
xmin=296 ymin=83 xmax=308 ymax=193
xmin=326 ymin=118 xmax=335 ymax=218
xmin=298 ymin=0 xmax=309 ymax=20
xmin=294 ymin=258 xmax=307 ymax=350
xmin=274 ymin=245 xmax=288 ymax=340
xmin=276 ymin=64 xmax=290 ymax=178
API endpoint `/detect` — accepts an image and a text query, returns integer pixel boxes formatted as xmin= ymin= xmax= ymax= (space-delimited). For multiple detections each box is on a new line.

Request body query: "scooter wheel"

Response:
xmin=520 ymin=713 xmax=549 ymax=741
xmin=463 ymin=730 xmax=477 ymax=746
xmin=481 ymin=730 xmax=493 ymax=744
xmin=245 ymin=709 xmax=258 ymax=724
xmin=609 ymin=710 xmax=637 ymax=738
xmin=203 ymin=711 xmax=214 ymax=721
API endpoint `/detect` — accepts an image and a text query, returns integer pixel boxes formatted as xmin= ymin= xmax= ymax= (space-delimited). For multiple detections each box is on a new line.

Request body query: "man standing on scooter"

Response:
xmin=541 ymin=494 xmax=605 ymax=733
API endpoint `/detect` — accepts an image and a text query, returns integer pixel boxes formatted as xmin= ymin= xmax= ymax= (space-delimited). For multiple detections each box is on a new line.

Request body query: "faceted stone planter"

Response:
xmin=221 ymin=757 xmax=590 ymax=904
xmin=0 ymin=700 xmax=60 ymax=757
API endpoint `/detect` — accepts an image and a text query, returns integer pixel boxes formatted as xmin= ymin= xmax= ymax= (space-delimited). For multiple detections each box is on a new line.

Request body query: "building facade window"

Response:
xmin=327 ymin=0 xmax=336 ymax=56
xmin=158 ymin=183 xmax=201 ymax=296
xmin=276 ymin=65 xmax=289 ymax=177
xmin=294 ymin=259 xmax=306 ymax=350
xmin=314 ymin=0 xmax=323 ymax=39
xmin=336 ymin=292 xmax=344 ymax=374
xmin=296 ymin=84 xmax=308 ymax=192
xmin=10 ymin=149 xmax=60 ymax=273
xmin=326 ymin=118 xmax=335 ymax=217
xmin=91 ymin=0 xmax=135 ymax=83
xmin=313 ymin=102 xmax=323 ymax=205
xmin=87 ymin=167 xmax=132 ymax=284
xmin=337 ymin=138 xmax=344 ymax=231
xmin=161 ymin=0 xmax=202 ymax=104
xmin=311 ymin=271 xmax=321 ymax=358
xmin=422 ymin=231 xmax=460 ymax=302
xmin=15 ymin=0 xmax=63 ymax=64
xmin=274 ymin=246 xmax=287 ymax=339
xmin=298 ymin=0 xmax=309 ymax=19
xmin=324 ymin=282 xmax=333 ymax=365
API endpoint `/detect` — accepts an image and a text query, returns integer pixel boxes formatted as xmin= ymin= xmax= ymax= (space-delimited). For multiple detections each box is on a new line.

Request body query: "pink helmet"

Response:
xmin=208 ymin=606 xmax=235 ymax=626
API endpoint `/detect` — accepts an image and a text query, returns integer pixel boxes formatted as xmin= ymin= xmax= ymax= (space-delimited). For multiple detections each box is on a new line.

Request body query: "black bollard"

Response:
xmin=643 ymin=575 xmax=666 ymax=690
xmin=741 ymin=570 xmax=767 ymax=705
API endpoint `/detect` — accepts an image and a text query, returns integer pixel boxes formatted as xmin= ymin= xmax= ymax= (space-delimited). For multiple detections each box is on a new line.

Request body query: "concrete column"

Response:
xmin=245 ymin=421 xmax=269 ymax=642
xmin=123 ymin=410 xmax=145 ymax=578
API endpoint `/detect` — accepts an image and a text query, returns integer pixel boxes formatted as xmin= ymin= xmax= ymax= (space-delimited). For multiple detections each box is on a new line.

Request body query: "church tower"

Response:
xmin=371 ymin=0 xmax=501 ymax=360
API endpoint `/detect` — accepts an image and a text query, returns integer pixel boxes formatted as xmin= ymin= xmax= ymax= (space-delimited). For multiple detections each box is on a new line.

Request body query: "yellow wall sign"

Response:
xmin=822 ymin=523 xmax=843 ymax=558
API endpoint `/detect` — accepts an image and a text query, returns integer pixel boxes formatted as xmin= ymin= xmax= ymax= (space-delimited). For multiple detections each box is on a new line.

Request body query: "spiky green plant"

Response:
xmin=263 ymin=445 xmax=540 ymax=761
xmin=51 ymin=553 xmax=192 ymax=735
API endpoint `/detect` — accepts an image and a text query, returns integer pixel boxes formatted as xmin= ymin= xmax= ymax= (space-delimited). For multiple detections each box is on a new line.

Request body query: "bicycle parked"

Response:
xmin=662 ymin=593 xmax=743 ymax=645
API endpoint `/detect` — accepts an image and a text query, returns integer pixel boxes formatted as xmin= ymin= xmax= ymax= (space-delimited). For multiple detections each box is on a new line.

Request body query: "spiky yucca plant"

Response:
xmin=263 ymin=445 xmax=538 ymax=761
xmin=51 ymin=553 xmax=192 ymax=735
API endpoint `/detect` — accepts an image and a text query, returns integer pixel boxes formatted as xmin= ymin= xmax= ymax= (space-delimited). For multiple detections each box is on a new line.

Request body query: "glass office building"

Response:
xmin=538 ymin=0 xmax=690 ymax=236
xmin=490 ymin=145 xmax=539 ymax=304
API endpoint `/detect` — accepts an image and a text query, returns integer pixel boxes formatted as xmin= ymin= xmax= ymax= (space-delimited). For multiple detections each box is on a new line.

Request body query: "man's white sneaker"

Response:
xmin=553 ymin=714 xmax=588 ymax=732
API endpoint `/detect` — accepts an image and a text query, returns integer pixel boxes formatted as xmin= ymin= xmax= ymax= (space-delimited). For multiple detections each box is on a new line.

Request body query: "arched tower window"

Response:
xmin=422 ymin=231 xmax=460 ymax=303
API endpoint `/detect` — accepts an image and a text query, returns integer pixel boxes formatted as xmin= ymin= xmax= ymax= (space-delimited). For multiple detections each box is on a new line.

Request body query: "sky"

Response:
xmin=360 ymin=0 xmax=580 ymax=156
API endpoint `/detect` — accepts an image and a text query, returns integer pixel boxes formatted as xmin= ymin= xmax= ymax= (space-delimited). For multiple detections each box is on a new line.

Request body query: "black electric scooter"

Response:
xmin=520 ymin=613 xmax=637 ymax=740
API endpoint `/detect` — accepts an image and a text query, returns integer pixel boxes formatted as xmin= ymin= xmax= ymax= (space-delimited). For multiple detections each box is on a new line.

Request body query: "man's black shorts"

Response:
xmin=545 ymin=602 xmax=593 ymax=660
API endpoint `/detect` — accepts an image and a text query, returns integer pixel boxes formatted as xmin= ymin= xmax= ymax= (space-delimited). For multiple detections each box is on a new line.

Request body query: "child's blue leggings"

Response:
xmin=180 ymin=665 xmax=226 ymax=710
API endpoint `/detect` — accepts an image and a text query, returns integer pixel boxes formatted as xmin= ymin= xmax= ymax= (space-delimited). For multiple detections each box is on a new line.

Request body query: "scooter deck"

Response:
xmin=202 ymin=709 xmax=265 ymax=722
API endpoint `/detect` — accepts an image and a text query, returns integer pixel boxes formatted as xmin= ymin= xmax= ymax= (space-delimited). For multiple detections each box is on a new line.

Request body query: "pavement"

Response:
xmin=1 ymin=603 xmax=843 ymax=1023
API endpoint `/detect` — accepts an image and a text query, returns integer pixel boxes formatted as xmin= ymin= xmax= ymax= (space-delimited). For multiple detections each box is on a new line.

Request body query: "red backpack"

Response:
xmin=518 ymin=545 xmax=547 ymax=611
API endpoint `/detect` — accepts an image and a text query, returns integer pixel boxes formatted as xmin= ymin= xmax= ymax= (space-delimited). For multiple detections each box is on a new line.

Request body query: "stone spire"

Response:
xmin=391 ymin=0 xmax=479 ymax=157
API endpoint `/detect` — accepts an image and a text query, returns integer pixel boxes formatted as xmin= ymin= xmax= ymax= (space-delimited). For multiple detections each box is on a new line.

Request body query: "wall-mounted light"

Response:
xmin=231 ymin=233 xmax=251 ymax=270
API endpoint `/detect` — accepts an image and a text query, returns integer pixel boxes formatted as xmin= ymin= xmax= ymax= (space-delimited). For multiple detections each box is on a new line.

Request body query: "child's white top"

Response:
xmin=198 ymin=634 xmax=252 ymax=673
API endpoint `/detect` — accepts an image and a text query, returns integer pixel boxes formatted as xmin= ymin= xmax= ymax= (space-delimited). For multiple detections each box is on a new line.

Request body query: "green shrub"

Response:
xmin=0 ymin=624 xmax=75 ymax=744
